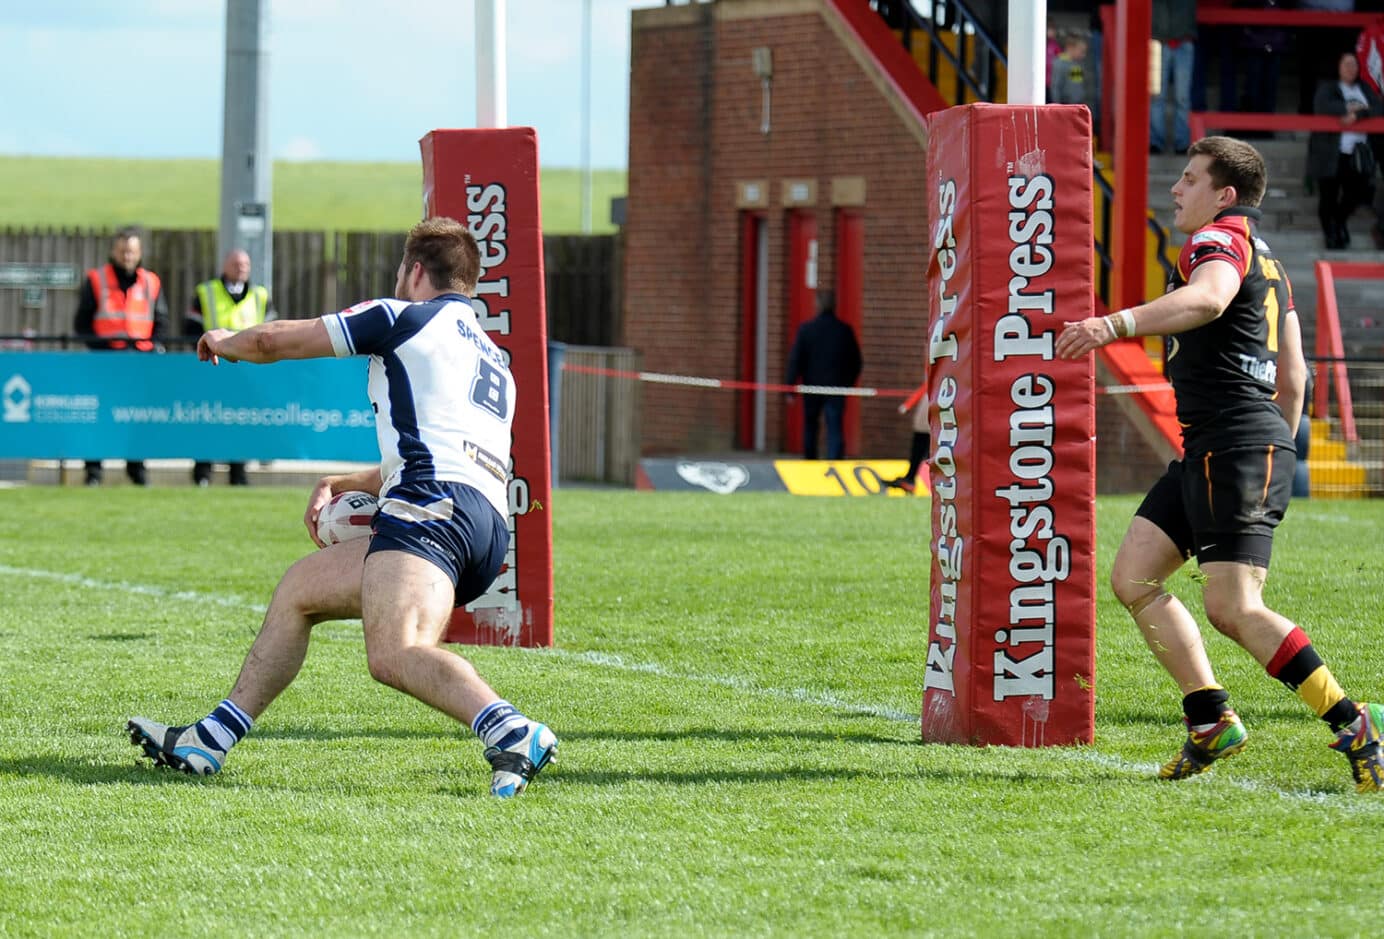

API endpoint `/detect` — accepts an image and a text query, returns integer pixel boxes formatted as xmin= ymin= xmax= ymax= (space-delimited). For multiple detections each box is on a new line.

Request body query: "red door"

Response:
xmin=836 ymin=210 xmax=864 ymax=456
xmin=783 ymin=211 xmax=817 ymax=456
xmin=737 ymin=213 xmax=767 ymax=449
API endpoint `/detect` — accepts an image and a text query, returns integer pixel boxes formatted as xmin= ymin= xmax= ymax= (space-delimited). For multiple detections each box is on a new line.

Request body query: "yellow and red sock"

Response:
xmin=1267 ymin=626 xmax=1356 ymax=731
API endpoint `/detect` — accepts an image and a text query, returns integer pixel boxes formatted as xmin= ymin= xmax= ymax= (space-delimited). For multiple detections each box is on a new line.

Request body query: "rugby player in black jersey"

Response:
xmin=1057 ymin=136 xmax=1382 ymax=793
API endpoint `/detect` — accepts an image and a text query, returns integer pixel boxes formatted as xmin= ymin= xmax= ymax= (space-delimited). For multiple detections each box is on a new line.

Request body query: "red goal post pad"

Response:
xmin=421 ymin=128 xmax=554 ymax=647
xmin=922 ymin=104 xmax=1097 ymax=746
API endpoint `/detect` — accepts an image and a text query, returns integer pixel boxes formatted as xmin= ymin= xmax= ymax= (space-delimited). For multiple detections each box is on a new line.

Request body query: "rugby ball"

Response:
xmin=316 ymin=490 xmax=378 ymax=545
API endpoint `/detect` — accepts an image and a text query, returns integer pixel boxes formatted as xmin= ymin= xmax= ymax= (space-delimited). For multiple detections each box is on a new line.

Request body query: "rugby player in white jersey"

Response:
xmin=127 ymin=218 xmax=556 ymax=798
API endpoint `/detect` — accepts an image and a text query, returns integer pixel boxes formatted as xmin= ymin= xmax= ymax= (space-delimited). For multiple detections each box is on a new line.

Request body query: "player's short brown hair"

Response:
xmin=402 ymin=217 xmax=481 ymax=295
xmin=1187 ymin=136 xmax=1267 ymax=208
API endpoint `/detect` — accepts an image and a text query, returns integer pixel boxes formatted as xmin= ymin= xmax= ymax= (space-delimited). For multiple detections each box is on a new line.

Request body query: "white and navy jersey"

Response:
xmin=322 ymin=293 xmax=513 ymax=519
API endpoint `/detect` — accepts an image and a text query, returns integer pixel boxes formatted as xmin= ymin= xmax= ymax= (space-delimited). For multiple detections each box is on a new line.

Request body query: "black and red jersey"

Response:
xmin=1164 ymin=206 xmax=1296 ymax=455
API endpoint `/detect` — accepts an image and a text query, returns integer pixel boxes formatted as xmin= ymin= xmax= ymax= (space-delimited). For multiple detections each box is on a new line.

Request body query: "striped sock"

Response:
xmin=1266 ymin=627 xmax=1357 ymax=731
xmin=471 ymin=700 xmax=530 ymax=750
xmin=194 ymin=698 xmax=254 ymax=754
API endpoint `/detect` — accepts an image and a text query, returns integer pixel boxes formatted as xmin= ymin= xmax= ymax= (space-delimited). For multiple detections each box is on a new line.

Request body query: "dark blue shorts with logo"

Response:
xmin=367 ymin=479 xmax=508 ymax=607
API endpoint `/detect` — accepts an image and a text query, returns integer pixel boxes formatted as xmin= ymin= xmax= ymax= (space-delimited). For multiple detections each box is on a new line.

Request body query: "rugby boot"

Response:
xmin=1329 ymin=702 xmax=1384 ymax=793
xmin=484 ymin=721 xmax=557 ymax=797
xmin=1159 ymin=709 xmax=1248 ymax=780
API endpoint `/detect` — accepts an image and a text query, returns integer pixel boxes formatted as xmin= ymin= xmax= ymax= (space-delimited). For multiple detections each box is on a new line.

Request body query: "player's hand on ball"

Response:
xmin=304 ymin=477 xmax=336 ymax=548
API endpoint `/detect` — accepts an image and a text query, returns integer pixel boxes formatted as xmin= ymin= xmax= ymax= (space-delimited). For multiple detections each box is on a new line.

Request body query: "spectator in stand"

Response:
xmin=1192 ymin=0 xmax=1236 ymax=114
xmin=1221 ymin=1 xmax=1291 ymax=129
xmin=1356 ymin=15 xmax=1384 ymax=230
xmin=1045 ymin=21 xmax=1063 ymax=101
xmin=73 ymin=227 xmax=169 ymax=487
xmin=1086 ymin=9 xmax=1104 ymax=137
xmin=1308 ymin=50 xmax=1384 ymax=249
xmin=1050 ymin=31 xmax=1090 ymax=108
xmin=1298 ymin=0 xmax=1361 ymax=115
xmin=1151 ymin=0 xmax=1198 ymax=154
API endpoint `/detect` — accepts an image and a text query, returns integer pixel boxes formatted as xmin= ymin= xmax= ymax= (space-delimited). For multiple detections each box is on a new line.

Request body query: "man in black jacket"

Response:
xmin=784 ymin=291 xmax=862 ymax=460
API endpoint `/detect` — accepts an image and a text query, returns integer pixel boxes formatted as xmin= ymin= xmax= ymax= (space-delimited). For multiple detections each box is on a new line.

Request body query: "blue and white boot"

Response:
xmin=484 ymin=722 xmax=557 ymax=797
xmin=127 ymin=717 xmax=227 ymax=776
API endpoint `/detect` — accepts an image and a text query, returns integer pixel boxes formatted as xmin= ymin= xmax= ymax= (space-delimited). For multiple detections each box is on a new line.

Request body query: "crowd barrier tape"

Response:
xmin=559 ymin=362 xmax=1171 ymax=401
xmin=0 ymin=351 xmax=377 ymax=460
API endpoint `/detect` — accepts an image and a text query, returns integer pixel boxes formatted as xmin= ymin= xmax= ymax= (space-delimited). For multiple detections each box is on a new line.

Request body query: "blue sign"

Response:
xmin=0 ymin=352 xmax=378 ymax=460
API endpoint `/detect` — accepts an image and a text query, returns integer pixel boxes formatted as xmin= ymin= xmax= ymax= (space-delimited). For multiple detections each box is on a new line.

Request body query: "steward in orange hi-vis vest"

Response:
xmin=73 ymin=228 xmax=169 ymax=353
xmin=88 ymin=263 xmax=161 ymax=351
xmin=71 ymin=228 xmax=170 ymax=486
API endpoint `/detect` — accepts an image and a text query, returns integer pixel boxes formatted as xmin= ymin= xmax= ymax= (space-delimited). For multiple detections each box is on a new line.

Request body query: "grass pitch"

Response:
xmin=1 ymin=486 xmax=1382 ymax=937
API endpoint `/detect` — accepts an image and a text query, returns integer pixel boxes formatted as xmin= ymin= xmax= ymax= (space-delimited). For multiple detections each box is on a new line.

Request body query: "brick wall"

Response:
xmin=625 ymin=0 xmax=931 ymax=457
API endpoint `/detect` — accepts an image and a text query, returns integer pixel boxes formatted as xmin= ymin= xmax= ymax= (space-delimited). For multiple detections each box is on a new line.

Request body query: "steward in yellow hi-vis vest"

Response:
xmin=190 ymin=251 xmax=270 ymax=333
xmin=185 ymin=249 xmax=275 ymax=487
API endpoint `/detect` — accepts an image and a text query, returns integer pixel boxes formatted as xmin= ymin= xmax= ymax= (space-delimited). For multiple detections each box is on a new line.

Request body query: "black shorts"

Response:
xmin=367 ymin=480 xmax=508 ymax=607
xmin=1135 ymin=445 xmax=1295 ymax=568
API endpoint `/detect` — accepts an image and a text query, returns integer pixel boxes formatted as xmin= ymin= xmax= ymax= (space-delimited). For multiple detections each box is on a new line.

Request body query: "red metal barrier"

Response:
xmin=1189 ymin=112 xmax=1384 ymax=142
xmin=1312 ymin=261 xmax=1384 ymax=444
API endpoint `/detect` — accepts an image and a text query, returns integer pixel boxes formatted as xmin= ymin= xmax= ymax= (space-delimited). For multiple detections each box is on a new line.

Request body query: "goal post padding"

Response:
xmin=421 ymin=128 xmax=555 ymax=648
xmin=923 ymin=104 xmax=1097 ymax=746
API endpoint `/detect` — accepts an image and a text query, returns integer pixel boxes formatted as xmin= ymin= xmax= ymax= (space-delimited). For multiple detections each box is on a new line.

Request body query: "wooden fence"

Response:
xmin=557 ymin=345 xmax=642 ymax=486
xmin=0 ymin=227 xmax=619 ymax=346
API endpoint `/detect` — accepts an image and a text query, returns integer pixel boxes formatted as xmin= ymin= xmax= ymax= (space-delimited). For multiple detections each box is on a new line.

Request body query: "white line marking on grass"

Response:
xmin=1 ymin=563 xmax=267 ymax=614
xmin=535 ymin=648 xmax=917 ymax=722
xmin=10 ymin=565 xmax=1382 ymax=811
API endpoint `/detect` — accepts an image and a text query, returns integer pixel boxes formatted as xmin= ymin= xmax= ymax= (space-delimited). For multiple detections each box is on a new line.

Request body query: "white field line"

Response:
xmin=9 ymin=564 xmax=1380 ymax=812
xmin=1 ymin=563 xmax=268 ymax=614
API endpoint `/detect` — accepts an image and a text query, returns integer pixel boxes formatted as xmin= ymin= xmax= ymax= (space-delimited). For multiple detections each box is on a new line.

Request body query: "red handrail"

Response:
xmin=1189 ymin=112 xmax=1384 ymax=141
xmin=1198 ymin=9 xmax=1383 ymax=28
xmin=1311 ymin=261 xmax=1383 ymax=444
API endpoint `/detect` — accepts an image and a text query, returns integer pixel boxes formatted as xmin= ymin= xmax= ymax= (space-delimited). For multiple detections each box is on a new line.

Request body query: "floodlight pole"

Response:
xmin=477 ymin=0 xmax=507 ymax=128
xmin=580 ymin=0 xmax=593 ymax=234
xmin=219 ymin=0 xmax=272 ymax=292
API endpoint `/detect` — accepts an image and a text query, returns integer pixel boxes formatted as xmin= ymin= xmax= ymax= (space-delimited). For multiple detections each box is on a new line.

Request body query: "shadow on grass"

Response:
xmin=0 ymin=755 xmax=235 ymax=788
xmin=555 ymin=726 xmax=910 ymax=745
xmin=507 ymin=758 xmax=1135 ymax=790
xmin=249 ymin=726 xmax=448 ymax=742
xmin=1099 ymin=700 xmax=1325 ymax=729
xmin=455 ymin=766 xmax=886 ymax=789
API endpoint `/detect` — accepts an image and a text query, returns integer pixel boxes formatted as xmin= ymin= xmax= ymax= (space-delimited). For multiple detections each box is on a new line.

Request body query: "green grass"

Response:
xmin=0 ymin=156 xmax=626 ymax=234
xmin=1 ymin=488 xmax=1382 ymax=936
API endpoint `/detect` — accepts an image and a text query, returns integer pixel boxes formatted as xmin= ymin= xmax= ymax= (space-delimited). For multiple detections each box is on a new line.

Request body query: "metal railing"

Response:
xmin=871 ymin=0 xmax=1175 ymax=304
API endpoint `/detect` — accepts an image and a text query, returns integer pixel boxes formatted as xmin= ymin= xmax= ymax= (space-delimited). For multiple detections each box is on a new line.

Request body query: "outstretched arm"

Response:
xmin=1055 ymin=259 xmax=1241 ymax=359
xmin=198 ymin=318 xmax=334 ymax=365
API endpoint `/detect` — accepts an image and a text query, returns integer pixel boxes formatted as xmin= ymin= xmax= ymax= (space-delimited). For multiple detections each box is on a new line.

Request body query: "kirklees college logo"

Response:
xmin=3 ymin=374 xmax=30 ymax=423
xmin=676 ymin=461 xmax=750 ymax=495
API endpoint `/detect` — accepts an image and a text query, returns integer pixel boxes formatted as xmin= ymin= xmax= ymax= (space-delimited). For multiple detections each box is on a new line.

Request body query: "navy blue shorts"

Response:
xmin=367 ymin=480 xmax=508 ymax=607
